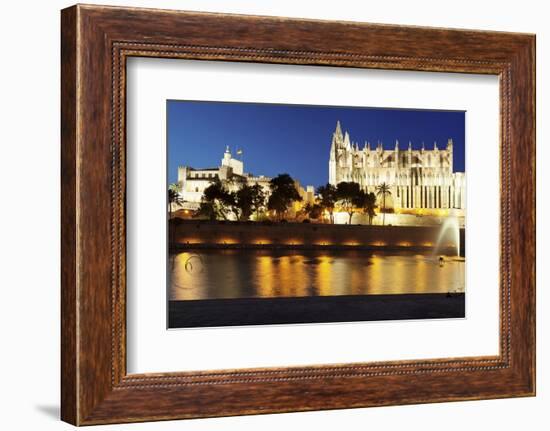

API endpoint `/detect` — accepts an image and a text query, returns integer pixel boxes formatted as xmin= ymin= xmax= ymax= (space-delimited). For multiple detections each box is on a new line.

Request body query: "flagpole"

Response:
xmin=236 ymin=148 xmax=243 ymax=173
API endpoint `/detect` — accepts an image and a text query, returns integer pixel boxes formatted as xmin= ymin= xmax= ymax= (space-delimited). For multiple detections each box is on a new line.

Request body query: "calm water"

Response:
xmin=169 ymin=249 xmax=465 ymax=300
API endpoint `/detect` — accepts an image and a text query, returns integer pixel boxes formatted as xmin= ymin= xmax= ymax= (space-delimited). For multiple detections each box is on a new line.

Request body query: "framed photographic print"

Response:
xmin=61 ymin=4 xmax=535 ymax=425
xmin=165 ymin=101 xmax=467 ymax=328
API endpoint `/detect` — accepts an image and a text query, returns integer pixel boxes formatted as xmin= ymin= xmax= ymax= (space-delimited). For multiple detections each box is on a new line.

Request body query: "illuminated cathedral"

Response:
xmin=329 ymin=121 xmax=465 ymax=210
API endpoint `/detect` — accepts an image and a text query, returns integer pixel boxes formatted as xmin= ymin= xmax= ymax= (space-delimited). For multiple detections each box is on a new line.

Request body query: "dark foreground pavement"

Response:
xmin=168 ymin=293 xmax=465 ymax=328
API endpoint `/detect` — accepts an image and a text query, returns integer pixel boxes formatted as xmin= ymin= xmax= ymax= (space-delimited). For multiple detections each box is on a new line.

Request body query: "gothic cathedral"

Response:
xmin=329 ymin=121 xmax=465 ymax=210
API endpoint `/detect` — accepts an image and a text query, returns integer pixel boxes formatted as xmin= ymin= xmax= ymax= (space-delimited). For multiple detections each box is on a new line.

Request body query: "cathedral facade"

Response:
xmin=329 ymin=121 xmax=466 ymax=211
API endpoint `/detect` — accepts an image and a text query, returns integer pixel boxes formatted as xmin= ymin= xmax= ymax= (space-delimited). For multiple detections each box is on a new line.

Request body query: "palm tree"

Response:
xmin=167 ymin=183 xmax=183 ymax=249
xmin=168 ymin=183 xmax=183 ymax=219
xmin=376 ymin=182 xmax=392 ymax=226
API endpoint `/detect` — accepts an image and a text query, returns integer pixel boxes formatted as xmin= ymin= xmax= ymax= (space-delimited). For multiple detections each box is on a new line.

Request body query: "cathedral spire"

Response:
xmin=344 ymin=131 xmax=351 ymax=149
xmin=434 ymin=141 xmax=438 ymax=150
xmin=447 ymin=138 xmax=453 ymax=149
xmin=395 ymin=139 xmax=399 ymax=151
xmin=331 ymin=120 xmax=344 ymax=152
xmin=334 ymin=120 xmax=343 ymax=139
xmin=408 ymin=141 xmax=412 ymax=151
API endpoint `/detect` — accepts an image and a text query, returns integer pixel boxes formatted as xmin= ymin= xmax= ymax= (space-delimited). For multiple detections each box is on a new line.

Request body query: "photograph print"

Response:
xmin=167 ymin=101 xmax=466 ymax=328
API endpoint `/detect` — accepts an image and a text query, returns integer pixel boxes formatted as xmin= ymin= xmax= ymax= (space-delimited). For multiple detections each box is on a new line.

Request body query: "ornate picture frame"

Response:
xmin=61 ymin=4 xmax=535 ymax=425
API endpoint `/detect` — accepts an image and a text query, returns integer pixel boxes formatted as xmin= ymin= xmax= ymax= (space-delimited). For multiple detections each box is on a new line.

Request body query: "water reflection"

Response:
xmin=169 ymin=249 xmax=465 ymax=300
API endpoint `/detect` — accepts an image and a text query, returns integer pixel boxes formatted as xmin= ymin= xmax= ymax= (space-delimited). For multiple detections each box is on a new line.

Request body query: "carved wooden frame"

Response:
xmin=61 ymin=4 xmax=535 ymax=425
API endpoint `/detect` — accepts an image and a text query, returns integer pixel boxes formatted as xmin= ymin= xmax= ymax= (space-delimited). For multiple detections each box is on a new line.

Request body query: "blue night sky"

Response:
xmin=167 ymin=100 xmax=465 ymax=187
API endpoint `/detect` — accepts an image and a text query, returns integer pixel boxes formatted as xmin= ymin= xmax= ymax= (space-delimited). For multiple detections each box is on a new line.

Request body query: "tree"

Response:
xmin=167 ymin=183 xmax=183 ymax=247
xmin=316 ymin=183 xmax=338 ymax=223
xmin=361 ymin=191 xmax=377 ymax=225
xmin=193 ymin=181 xmax=266 ymax=222
xmin=195 ymin=200 xmax=218 ymax=221
xmin=167 ymin=183 xmax=183 ymax=219
xmin=226 ymin=173 xmax=246 ymax=189
xmin=267 ymin=174 xmax=302 ymax=221
xmin=336 ymin=181 xmax=362 ymax=224
xmin=194 ymin=179 xmax=232 ymax=220
xmin=231 ymin=184 xmax=255 ymax=221
xmin=303 ymin=203 xmax=323 ymax=221
xmin=249 ymin=183 xmax=267 ymax=219
xmin=376 ymin=182 xmax=392 ymax=226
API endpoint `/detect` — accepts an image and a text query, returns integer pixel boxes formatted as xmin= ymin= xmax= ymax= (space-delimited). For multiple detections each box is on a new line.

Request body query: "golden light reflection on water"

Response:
xmin=256 ymin=255 xmax=274 ymax=297
xmin=316 ymin=255 xmax=333 ymax=296
xmin=169 ymin=250 xmax=465 ymax=300
xmin=410 ymin=255 xmax=426 ymax=294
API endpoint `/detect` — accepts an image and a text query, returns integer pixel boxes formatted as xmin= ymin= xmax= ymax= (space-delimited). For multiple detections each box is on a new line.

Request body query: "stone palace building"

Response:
xmin=177 ymin=146 xmax=315 ymax=212
xmin=329 ymin=121 xmax=466 ymax=211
